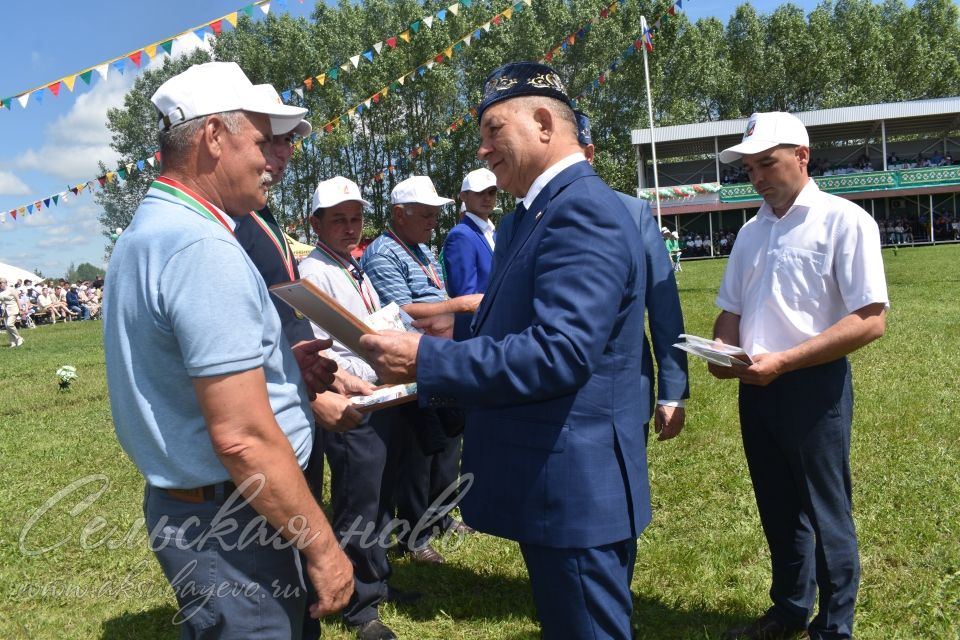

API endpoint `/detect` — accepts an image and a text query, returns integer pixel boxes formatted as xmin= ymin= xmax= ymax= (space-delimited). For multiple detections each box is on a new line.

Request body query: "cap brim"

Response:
xmin=293 ymin=120 xmax=312 ymax=137
xmin=719 ymin=139 xmax=779 ymax=164
xmin=266 ymin=112 xmax=308 ymax=136
xmin=317 ymin=196 xmax=371 ymax=209
xmin=396 ymin=196 xmax=454 ymax=206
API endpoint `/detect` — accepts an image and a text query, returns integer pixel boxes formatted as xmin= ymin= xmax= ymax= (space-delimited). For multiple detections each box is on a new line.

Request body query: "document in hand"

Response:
xmin=269 ymin=279 xmax=418 ymax=410
xmin=673 ymin=333 xmax=752 ymax=367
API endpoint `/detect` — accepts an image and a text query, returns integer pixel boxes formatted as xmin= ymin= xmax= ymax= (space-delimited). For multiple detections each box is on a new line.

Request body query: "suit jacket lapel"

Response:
xmin=472 ymin=161 xmax=593 ymax=333
xmin=462 ymin=215 xmax=494 ymax=255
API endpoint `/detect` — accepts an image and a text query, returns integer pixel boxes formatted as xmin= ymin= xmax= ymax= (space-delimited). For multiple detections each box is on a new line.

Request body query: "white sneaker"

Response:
xmin=15 ymin=336 xmax=24 ymax=347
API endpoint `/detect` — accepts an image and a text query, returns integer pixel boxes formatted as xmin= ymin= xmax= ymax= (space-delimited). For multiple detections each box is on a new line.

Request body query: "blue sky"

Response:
xmin=0 ymin=0 xmax=825 ymax=277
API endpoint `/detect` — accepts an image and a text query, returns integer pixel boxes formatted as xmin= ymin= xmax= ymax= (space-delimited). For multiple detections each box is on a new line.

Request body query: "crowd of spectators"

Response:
xmin=876 ymin=213 xmax=960 ymax=245
xmin=720 ymin=149 xmax=955 ymax=185
xmin=674 ymin=230 xmax=739 ymax=257
xmin=0 ymin=277 xmax=103 ymax=330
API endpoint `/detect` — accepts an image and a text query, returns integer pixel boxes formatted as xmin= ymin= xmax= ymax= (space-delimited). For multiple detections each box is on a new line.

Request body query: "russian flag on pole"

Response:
xmin=643 ymin=28 xmax=653 ymax=51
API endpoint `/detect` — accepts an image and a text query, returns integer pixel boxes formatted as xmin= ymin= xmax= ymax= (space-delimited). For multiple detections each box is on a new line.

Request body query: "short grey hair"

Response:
xmin=513 ymin=96 xmax=577 ymax=138
xmin=159 ymin=110 xmax=246 ymax=163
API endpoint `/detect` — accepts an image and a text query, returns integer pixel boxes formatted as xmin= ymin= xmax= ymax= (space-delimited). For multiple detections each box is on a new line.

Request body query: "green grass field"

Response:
xmin=1 ymin=245 xmax=958 ymax=639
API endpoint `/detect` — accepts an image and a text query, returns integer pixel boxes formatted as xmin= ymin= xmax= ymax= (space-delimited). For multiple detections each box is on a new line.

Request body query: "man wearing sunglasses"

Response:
xmin=442 ymin=168 xmax=499 ymax=297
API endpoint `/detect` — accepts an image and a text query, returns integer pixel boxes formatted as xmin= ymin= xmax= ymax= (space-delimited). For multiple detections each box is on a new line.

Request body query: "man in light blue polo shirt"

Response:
xmin=103 ymin=61 xmax=353 ymax=638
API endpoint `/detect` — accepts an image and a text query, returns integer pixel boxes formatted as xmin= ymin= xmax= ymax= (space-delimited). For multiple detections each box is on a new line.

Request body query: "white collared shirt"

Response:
xmin=521 ymin=152 xmax=587 ymax=210
xmin=716 ymin=180 xmax=889 ymax=356
xmin=464 ymin=211 xmax=496 ymax=250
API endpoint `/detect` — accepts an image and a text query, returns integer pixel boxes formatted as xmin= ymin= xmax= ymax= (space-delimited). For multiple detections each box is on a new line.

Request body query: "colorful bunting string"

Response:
xmin=308 ymin=0 xmax=532 ymax=137
xmin=5 ymin=0 xmax=690 ymax=223
xmin=353 ymin=0 xmax=638 ymax=187
xmin=289 ymin=0 xmax=479 ymax=93
xmin=637 ymin=182 xmax=720 ymax=200
xmin=1 ymin=0 xmax=278 ymax=114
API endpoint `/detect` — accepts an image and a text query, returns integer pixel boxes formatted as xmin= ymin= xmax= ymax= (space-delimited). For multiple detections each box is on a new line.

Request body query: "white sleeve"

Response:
xmin=835 ymin=209 xmax=890 ymax=312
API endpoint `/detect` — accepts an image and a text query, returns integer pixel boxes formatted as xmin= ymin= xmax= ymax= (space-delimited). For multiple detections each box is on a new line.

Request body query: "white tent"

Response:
xmin=0 ymin=261 xmax=43 ymax=285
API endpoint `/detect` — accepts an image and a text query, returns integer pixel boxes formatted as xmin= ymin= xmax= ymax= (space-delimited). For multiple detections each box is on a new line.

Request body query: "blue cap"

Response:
xmin=477 ymin=61 xmax=573 ymax=123
xmin=574 ymin=110 xmax=592 ymax=146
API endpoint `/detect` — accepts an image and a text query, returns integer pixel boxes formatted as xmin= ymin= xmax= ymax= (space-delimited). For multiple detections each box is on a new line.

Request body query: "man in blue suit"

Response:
xmin=574 ymin=110 xmax=689 ymax=441
xmin=442 ymin=168 xmax=498 ymax=296
xmin=361 ymin=62 xmax=668 ymax=639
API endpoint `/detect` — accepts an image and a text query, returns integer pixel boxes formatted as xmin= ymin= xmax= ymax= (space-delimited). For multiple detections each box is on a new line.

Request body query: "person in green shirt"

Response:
xmin=662 ymin=227 xmax=681 ymax=273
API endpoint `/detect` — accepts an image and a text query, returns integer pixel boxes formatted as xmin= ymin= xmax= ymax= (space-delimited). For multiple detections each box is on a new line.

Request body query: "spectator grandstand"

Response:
xmin=632 ymin=96 xmax=960 ymax=257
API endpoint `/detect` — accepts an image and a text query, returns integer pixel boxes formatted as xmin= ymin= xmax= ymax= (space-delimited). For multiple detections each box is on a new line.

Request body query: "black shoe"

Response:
xmin=447 ymin=519 xmax=475 ymax=535
xmin=406 ymin=542 xmax=445 ymax=564
xmin=385 ymin=586 xmax=423 ymax=604
xmin=355 ymin=618 xmax=397 ymax=640
xmin=726 ymin=613 xmax=809 ymax=640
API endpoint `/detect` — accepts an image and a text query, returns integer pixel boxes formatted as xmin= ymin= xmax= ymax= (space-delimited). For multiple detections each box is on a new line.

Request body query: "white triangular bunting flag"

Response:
xmin=95 ymin=64 xmax=110 ymax=80
xmin=482 ymin=22 xmax=491 ymax=31
xmin=464 ymin=34 xmax=472 ymax=46
xmin=449 ymin=3 xmax=459 ymax=15
xmin=294 ymin=87 xmax=304 ymax=98
xmin=364 ymin=99 xmax=371 ymax=108
xmin=374 ymin=42 xmax=383 ymax=54
xmin=426 ymin=61 xmax=435 ymax=70
xmin=16 ymin=93 xmax=30 ymax=109
xmin=341 ymin=62 xmax=351 ymax=72
xmin=423 ymin=15 xmax=434 ymax=28
xmin=350 ymin=55 xmax=361 ymax=68
xmin=147 ymin=157 xmax=156 ymax=168
xmin=397 ymin=75 xmax=406 ymax=86
xmin=259 ymin=1 xmax=271 ymax=15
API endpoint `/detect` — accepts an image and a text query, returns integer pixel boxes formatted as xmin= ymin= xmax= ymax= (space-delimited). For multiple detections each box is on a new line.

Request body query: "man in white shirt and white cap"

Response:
xmin=710 ymin=111 xmax=888 ymax=640
xmin=442 ymin=168 xmax=499 ymax=297
xmin=298 ymin=176 xmax=418 ymax=640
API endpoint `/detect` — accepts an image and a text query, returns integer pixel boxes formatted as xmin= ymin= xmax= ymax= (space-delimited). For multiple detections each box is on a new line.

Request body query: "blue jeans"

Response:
xmin=69 ymin=304 xmax=90 ymax=320
xmin=144 ymin=485 xmax=307 ymax=639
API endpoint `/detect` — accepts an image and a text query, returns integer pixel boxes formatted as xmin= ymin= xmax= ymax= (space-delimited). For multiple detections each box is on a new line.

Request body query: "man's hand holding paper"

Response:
xmin=359 ymin=330 xmax=421 ymax=384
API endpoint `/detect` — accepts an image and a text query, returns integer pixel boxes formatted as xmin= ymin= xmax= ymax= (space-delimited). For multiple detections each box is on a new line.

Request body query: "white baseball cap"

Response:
xmin=661 ymin=226 xmax=670 ymax=234
xmin=460 ymin=168 xmax=498 ymax=193
xmin=253 ymin=84 xmax=312 ymax=137
xmin=311 ymin=176 xmax=370 ymax=213
xmin=151 ymin=61 xmax=308 ymax=136
xmin=390 ymin=176 xmax=453 ymax=206
xmin=719 ymin=111 xmax=809 ymax=164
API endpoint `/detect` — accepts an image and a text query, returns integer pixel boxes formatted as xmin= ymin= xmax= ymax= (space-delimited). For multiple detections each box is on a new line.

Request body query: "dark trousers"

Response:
xmin=739 ymin=358 xmax=859 ymax=640
xmin=324 ymin=416 xmax=395 ymax=627
xmin=302 ymin=431 xmax=326 ymax=639
xmin=390 ymin=406 xmax=463 ymax=549
xmin=520 ymin=538 xmax=637 ymax=640
xmin=144 ymin=485 xmax=306 ymax=639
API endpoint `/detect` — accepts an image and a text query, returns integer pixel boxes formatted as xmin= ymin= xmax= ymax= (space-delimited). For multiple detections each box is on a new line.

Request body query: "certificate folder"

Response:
xmin=270 ymin=278 xmax=373 ymax=356
xmin=269 ymin=279 xmax=418 ymax=411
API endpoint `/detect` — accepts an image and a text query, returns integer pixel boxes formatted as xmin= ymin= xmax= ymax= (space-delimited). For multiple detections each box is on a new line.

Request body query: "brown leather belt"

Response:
xmin=164 ymin=481 xmax=238 ymax=504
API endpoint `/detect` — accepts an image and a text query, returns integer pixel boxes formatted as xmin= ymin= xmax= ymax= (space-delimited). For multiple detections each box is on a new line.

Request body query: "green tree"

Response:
xmin=63 ymin=262 xmax=104 ymax=283
xmin=93 ymin=0 xmax=960 ymax=249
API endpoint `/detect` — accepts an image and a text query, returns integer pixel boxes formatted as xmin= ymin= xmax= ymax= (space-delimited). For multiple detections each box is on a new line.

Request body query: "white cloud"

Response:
xmin=12 ymin=34 xmax=213 ymax=184
xmin=13 ymin=74 xmax=133 ymax=180
xmin=17 ymin=144 xmax=121 ymax=181
xmin=0 ymin=171 xmax=30 ymax=196
xmin=0 ymin=204 xmax=107 ymax=276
